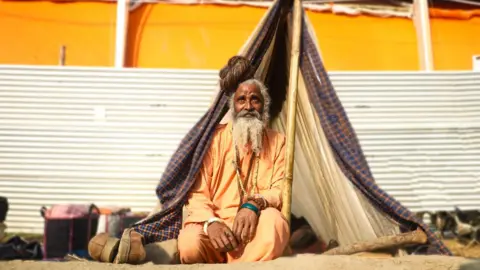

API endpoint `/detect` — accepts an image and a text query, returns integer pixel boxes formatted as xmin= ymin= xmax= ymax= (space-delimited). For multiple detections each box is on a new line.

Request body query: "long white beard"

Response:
xmin=232 ymin=116 xmax=264 ymax=156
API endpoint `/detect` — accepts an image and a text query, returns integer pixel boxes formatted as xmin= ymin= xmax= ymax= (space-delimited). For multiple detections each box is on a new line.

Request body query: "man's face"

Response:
xmin=233 ymin=83 xmax=264 ymax=119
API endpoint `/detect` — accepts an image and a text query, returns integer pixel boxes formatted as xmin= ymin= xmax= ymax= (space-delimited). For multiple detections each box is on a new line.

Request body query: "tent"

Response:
xmin=133 ymin=0 xmax=451 ymax=256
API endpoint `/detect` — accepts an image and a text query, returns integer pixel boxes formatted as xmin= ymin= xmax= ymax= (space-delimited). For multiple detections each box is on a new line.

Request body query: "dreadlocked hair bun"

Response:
xmin=219 ymin=56 xmax=255 ymax=96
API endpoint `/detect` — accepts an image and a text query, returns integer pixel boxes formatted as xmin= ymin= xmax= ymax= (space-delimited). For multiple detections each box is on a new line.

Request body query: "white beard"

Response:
xmin=232 ymin=115 xmax=265 ymax=156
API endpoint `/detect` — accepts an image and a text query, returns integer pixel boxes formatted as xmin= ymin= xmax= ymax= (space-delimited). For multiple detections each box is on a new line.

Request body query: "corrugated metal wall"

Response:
xmin=333 ymin=72 xmax=480 ymax=212
xmin=0 ymin=65 xmax=218 ymax=233
xmin=1 ymin=65 xmax=479 ymax=233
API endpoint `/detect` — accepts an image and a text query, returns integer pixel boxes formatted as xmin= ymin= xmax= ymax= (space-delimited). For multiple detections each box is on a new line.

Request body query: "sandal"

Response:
xmin=88 ymin=233 xmax=120 ymax=263
xmin=114 ymin=228 xmax=146 ymax=264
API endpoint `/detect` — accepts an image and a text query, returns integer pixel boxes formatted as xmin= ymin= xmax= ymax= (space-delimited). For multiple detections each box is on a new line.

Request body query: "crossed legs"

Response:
xmin=178 ymin=208 xmax=289 ymax=264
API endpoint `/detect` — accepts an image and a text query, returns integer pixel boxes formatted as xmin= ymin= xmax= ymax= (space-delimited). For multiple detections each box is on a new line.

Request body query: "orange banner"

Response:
xmin=0 ymin=1 xmax=479 ymax=70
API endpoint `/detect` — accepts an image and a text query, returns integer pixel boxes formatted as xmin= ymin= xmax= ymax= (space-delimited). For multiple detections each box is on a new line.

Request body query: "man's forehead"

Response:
xmin=235 ymin=83 xmax=261 ymax=96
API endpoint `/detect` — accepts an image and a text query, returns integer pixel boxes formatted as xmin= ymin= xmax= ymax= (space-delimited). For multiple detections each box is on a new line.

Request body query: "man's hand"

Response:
xmin=206 ymin=222 xmax=239 ymax=253
xmin=232 ymin=203 xmax=259 ymax=244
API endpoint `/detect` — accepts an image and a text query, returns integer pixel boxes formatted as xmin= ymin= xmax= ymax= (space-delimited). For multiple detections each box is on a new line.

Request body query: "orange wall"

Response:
xmin=0 ymin=1 xmax=116 ymax=66
xmin=0 ymin=1 xmax=479 ymax=70
xmin=127 ymin=3 xmax=265 ymax=69
xmin=306 ymin=11 xmax=418 ymax=71
xmin=128 ymin=4 xmax=419 ymax=70
xmin=430 ymin=17 xmax=480 ymax=70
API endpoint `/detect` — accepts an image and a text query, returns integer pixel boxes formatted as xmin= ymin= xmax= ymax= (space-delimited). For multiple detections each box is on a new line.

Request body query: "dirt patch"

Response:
xmin=0 ymin=255 xmax=473 ymax=270
xmin=2 ymin=233 xmax=479 ymax=268
xmin=443 ymin=239 xmax=480 ymax=259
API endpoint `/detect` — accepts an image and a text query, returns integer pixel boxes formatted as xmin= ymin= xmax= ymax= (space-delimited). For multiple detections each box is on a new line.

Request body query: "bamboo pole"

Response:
xmin=281 ymin=0 xmax=302 ymax=225
xmin=114 ymin=0 xmax=129 ymax=68
xmin=413 ymin=0 xmax=433 ymax=71
xmin=323 ymin=228 xmax=428 ymax=256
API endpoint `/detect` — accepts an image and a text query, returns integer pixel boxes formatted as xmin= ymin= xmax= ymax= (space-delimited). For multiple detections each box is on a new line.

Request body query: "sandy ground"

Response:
xmin=1 ymin=255 xmax=477 ymax=270
xmin=2 ymin=233 xmax=480 ymax=269
xmin=444 ymin=240 xmax=480 ymax=258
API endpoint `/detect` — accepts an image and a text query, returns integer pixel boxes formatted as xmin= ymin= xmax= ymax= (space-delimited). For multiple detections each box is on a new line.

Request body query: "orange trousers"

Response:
xmin=178 ymin=208 xmax=290 ymax=264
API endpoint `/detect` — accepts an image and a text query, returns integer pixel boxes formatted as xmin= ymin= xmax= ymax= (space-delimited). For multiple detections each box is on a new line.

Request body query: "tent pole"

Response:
xmin=114 ymin=0 xmax=129 ymax=68
xmin=413 ymin=0 xmax=433 ymax=71
xmin=281 ymin=0 xmax=302 ymax=226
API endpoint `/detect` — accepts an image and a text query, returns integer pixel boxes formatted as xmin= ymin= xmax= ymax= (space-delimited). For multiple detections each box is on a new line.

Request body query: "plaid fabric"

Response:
xmin=299 ymin=14 xmax=451 ymax=255
xmin=134 ymin=0 xmax=452 ymax=256
xmin=132 ymin=0 xmax=283 ymax=243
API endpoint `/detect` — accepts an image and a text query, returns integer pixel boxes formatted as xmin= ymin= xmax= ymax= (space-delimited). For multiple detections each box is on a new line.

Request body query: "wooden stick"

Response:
xmin=281 ymin=0 xmax=302 ymax=225
xmin=323 ymin=228 xmax=428 ymax=256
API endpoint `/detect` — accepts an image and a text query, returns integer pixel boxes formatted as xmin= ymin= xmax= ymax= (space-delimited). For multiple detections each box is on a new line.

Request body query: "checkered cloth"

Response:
xmin=133 ymin=0 xmax=452 ymax=256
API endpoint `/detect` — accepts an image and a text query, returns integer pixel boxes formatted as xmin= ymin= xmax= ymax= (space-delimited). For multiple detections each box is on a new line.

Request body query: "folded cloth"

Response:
xmin=0 ymin=236 xmax=43 ymax=261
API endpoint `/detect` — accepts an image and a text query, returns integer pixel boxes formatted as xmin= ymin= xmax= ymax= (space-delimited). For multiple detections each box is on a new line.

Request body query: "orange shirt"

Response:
xmin=184 ymin=122 xmax=286 ymax=226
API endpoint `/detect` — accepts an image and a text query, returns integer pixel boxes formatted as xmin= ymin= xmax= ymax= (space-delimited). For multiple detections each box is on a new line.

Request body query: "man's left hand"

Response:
xmin=232 ymin=202 xmax=259 ymax=244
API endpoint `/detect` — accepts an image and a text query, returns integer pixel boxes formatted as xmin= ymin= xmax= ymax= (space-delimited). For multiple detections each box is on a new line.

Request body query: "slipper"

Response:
xmin=114 ymin=228 xmax=146 ymax=264
xmin=88 ymin=233 xmax=120 ymax=263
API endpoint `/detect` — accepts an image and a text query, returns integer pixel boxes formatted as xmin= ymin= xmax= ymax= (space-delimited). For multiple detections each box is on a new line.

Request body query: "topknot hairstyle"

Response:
xmin=219 ymin=55 xmax=255 ymax=96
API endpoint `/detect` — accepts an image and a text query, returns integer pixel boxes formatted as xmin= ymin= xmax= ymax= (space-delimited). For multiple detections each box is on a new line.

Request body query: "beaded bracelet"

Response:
xmin=240 ymin=202 xmax=259 ymax=215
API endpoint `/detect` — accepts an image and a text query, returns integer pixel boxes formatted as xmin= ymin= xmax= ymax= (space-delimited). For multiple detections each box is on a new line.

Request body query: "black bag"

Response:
xmin=0 ymin=236 xmax=43 ymax=261
xmin=40 ymin=204 xmax=99 ymax=259
xmin=0 ymin=196 xmax=8 ymax=222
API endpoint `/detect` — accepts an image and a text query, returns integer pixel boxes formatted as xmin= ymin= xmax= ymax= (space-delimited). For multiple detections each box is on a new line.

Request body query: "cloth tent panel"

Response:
xmin=269 ymin=12 xmax=399 ymax=246
xmin=295 ymin=11 xmax=451 ymax=255
xmin=132 ymin=0 xmax=451 ymax=255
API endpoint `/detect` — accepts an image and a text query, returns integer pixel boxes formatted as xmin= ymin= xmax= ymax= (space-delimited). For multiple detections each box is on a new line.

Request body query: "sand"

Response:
xmin=2 ymin=233 xmax=479 ymax=269
xmin=444 ymin=240 xmax=480 ymax=259
xmin=1 ymin=255 xmax=476 ymax=270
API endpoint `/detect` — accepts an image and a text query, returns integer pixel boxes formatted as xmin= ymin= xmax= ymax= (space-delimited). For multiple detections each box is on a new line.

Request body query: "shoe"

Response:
xmin=88 ymin=233 xmax=120 ymax=263
xmin=114 ymin=228 xmax=146 ymax=264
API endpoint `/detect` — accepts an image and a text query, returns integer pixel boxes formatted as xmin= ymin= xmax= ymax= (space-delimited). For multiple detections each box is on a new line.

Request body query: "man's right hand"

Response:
xmin=206 ymin=222 xmax=239 ymax=253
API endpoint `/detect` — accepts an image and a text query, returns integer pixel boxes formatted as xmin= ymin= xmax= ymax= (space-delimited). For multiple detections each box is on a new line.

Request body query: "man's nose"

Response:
xmin=245 ymin=102 xmax=253 ymax=111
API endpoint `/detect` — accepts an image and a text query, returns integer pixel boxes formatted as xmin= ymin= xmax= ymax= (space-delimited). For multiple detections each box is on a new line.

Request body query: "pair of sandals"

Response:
xmin=88 ymin=228 xmax=146 ymax=264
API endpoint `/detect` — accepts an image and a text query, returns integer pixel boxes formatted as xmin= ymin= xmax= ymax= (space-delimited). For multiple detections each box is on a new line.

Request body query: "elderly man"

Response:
xmin=178 ymin=78 xmax=289 ymax=263
xmin=88 ymin=78 xmax=289 ymax=265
